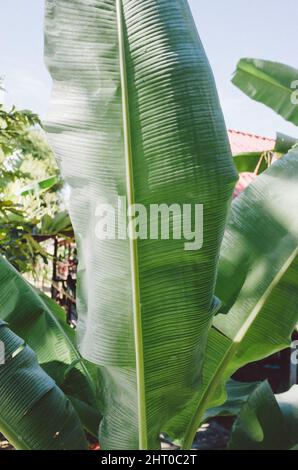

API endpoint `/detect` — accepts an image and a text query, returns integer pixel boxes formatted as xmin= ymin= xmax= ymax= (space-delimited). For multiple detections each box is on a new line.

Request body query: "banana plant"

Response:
xmin=44 ymin=0 xmax=237 ymax=450
xmin=2 ymin=149 xmax=298 ymax=449
xmin=1 ymin=1 xmax=298 ymax=451
xmin=43 ymin=0 xmax=298 ymax=449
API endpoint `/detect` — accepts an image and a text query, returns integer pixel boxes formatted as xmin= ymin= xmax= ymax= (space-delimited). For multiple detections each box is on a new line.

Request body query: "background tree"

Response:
xmin=0 ymin=103 xmax=71 ymax=273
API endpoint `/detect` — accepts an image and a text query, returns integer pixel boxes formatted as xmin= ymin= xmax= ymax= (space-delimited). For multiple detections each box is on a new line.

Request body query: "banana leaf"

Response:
xmin=45 ymin=0 xmax=236 ymax=449
xmin=41 ymin=360 xmax=101 ymax=436
xmin=181 ymin=150 xmax=298 ymax=448
xmin=275 ymin=132 xmax=298 ymax=154
xmin=229 ymin=381 xmax=298 ymax=450
xmin=0 ymin=321 xmax=88 ymax=450
xmin=0 ymin=255 xmax=83 ymax=366
xmin=232 ymin=58 xmax=298 ymax=125
xmin=0 ymin=255 xmax=100 ymax=435
xmin=204 ymin=380 xmax=260 ymax=421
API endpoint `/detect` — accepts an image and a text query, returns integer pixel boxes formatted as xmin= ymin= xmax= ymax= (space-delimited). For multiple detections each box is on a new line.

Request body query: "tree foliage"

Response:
xmin=0 ymin=104 xmax=66 ymax=272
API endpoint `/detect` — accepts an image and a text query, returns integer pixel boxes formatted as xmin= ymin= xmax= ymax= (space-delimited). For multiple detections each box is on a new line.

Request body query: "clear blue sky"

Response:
xmin=0 ymin=0 xmax=297 ymax=137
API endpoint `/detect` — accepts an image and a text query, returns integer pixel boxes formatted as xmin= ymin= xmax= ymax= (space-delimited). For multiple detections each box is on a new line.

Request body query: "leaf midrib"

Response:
xmin=116 ymin=0 xmax=147 ymax=450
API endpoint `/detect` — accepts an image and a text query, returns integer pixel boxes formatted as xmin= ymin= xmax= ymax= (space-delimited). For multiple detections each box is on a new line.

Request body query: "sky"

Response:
xmin=0 ymin=0 xmax=297 ymax=138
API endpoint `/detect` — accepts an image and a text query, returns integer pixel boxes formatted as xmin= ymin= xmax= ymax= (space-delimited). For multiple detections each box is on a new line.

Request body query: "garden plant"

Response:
xmin=0 ymin=0 xmax=297 ymax=451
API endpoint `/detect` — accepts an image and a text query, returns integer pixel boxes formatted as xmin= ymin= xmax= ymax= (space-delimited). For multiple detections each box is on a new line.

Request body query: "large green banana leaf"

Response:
xmin=232 ymin=58 xmax=298 ymax=125
xmin=0 ymin=255 xmax=100 ymax=435
xmin=229 ymin=381 xmax=298 ymax=450
xmin=0 ymin=321 xmax=88 ymax=449
xmin=181 ymin=149 xmax=298 ymax=448
xmin=45 ymin=0 xmax=236 ymax=449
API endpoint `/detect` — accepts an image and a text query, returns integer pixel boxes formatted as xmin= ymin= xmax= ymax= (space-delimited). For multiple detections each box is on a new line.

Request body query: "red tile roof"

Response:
xmin=228 ymin=129 xmax=275 ymax=155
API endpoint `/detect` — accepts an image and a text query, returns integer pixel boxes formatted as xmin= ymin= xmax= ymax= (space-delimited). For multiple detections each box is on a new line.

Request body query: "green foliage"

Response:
xmin=181 ymin=149 xmax=298 ymax=448
xmin=229 ymin=381 xmax=298 ymax=450
xmin=275 ymin=132 xmax=298 ymax=154
xmin=45 ymin=0 xmax=237 ymax=449
xmin=0 ymin=255 xmax=101 ymax=441
xmin=0 ymin=199 xmax=48 ymax=272
xmin=0 ymin=321 xmax=88 ymax=450
xmin=232 ymin=58 xmax=298 ymax=126
xmin=0 ymin=104 xmax=65 ymax=272
xmin=233 ymin=151 xmax=273 ymax=174
xmin=1 ymin=3 xmax=298 ymax=452
xmin=204 ymin=380 xmax=261 ymax=421
xmin=0 ymin=105 xmax=42 ymax=160
xmin=42 ymin=1 xmax=298 ymax=450
xmin=231 ymin=59 xmax=298 ymax=178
